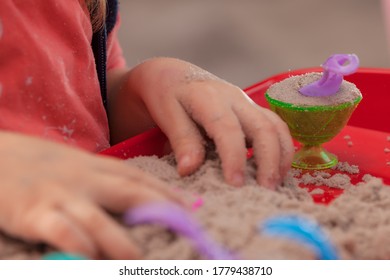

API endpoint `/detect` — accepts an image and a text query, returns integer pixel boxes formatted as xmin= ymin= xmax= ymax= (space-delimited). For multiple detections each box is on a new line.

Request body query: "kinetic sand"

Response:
xmin=1 ymin=153 xmax=389 ymax=260
xmin=266 ymin=73 xmax=362 ymax=106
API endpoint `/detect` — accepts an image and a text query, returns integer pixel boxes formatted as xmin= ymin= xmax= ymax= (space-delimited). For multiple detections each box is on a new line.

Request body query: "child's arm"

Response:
xmin=0 ymin=131 xmax=182 ymax=259
xmin=106 ymin=57 xmax=294 ymax=188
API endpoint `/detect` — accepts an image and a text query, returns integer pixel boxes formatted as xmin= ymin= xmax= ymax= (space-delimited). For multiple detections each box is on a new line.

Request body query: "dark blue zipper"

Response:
xmin=91 ymin=0 xmax=119 ymax=113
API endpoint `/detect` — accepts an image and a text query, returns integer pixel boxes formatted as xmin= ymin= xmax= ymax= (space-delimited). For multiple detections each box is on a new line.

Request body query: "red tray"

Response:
xmin=101 ymin=68 xmax=390 ymax=204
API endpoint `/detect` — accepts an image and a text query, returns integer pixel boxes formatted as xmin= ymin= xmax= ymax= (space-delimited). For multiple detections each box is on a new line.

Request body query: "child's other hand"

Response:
xmin=0 ymin=132 xmax=182 ymax=259
xmin=117 ymin=58 xmax=294 ymax=188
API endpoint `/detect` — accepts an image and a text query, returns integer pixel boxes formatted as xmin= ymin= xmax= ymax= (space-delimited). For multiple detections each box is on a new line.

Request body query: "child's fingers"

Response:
xmin=88 ymin=170 xmax=187 ymax=212
xmin=81 ymin=154 xmax=184 ymax=207
xmin=25 ymin=209 xmax=98 ymax=258
xmin=145 ymin=97 xmax=206 ymax=176
xmin=180 ymin=92 xmax=247 ymax=186
xmin=205 ymin=113 xmax=247 ymax=186
xmin=236 ymin=106 xmax=292 ymax=188
xmin=5 ymin=171 xmax=185 ymax=260
xmin=233 ymin=104 xmax=289 ymax=188
xmin=63 ymin=198 xmax=141 ymax=260
xmin=257 ymin=108 xmax=295 ymax=178
xmin=6 ymin=190 xmax=140 ymax=259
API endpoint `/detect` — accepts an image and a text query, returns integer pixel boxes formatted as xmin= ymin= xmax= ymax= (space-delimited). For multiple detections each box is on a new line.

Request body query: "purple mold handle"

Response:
xmin=299 ymin=54 xmax=359 ymax=97
xmin=123 ymin=202 xmax=237 ymax=260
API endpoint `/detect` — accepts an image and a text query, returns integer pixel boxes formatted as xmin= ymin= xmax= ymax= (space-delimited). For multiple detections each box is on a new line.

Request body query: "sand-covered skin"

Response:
xmin=0 ymin=153 xmax=389 ymax=260
xmin=266 ymin=73 xmax=362 ymax=106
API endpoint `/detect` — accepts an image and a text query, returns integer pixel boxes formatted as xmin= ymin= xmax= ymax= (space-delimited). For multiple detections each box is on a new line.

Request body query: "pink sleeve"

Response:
xmin=107 ymin=15 xmax=127 ymax=70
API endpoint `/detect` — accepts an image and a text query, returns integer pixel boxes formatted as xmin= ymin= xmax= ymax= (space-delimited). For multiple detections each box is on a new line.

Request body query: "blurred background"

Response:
xmin=118 ymin=0 xmax=390 ymax=89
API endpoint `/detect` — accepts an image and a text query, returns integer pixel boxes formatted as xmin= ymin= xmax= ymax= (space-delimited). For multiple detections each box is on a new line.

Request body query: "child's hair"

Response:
xmin=86 ymin=0 xmax=106 ymax=32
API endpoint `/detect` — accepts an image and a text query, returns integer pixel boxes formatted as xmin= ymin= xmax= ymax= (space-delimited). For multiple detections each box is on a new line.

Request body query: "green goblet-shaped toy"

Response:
xmin=265 ymin=54 xmax=362 ymax=170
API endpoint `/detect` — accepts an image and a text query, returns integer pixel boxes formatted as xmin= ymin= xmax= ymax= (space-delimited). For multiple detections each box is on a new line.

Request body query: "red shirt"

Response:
xmin=0 ymin=0 xmax=126 ymax=152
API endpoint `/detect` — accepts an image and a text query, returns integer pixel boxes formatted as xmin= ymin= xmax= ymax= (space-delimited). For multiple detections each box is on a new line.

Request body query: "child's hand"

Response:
xmin=0 ymin=132 xmax=182 ymax=259
xmin=108 ymin=58 xmax=294 ymax=188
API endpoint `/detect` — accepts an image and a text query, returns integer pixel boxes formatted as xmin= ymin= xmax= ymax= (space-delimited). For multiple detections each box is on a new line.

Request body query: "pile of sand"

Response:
xmin=0 ymin=153 xmax=389 ymax=260
xmin=125 ymin=153 xmax=390 ymax=260
xmin=266 ymin=73 xmax=362 ymax=106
